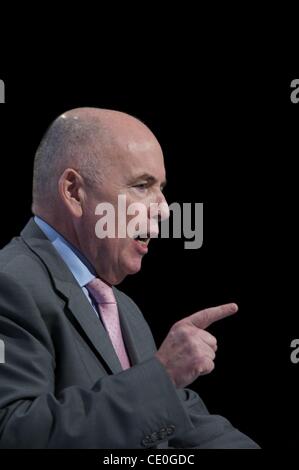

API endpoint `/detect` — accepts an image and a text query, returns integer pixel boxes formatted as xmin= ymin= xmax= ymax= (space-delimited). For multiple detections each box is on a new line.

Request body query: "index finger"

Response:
xmin=188 ymin=303 xmax=238 ymax=330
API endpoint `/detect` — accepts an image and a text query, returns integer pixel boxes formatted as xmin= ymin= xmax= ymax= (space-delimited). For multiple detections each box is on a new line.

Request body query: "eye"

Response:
xmin=134 ymin=183 xmax=148 ymax=191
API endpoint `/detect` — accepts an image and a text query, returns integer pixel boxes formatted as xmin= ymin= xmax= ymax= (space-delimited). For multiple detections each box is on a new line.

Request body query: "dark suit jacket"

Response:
xmin=0 ymin=219 xmax=259 ymax=448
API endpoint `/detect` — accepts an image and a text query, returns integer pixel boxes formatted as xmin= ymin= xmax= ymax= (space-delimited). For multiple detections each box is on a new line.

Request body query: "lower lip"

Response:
xmin=133 ymin=239 xmax=149 ymax=255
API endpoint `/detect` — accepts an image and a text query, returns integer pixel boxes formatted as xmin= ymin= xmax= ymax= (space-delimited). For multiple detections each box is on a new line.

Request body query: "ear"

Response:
xmin=58 ymin=168 xmax=85 ymax=218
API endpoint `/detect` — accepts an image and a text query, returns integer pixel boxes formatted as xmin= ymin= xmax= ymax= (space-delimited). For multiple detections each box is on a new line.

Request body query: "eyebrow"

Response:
xmin=131 ymin=173 xmax=167 ymax=189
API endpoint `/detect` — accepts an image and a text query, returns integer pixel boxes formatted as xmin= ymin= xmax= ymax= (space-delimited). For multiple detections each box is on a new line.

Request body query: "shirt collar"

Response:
xmin=34 ymin=216 xmax=96 ymax=287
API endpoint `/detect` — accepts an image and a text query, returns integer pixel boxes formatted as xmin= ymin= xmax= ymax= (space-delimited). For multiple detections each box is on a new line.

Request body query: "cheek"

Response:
xmin=117 ymin=237 xmax=135 ymax=262
xmin=104 ymin=237 xmax=129 ymax=258
xmin=82 ymin=210 xmax=100 ymax=241
xmin=126 ymin=204 xmax=150 ymax=235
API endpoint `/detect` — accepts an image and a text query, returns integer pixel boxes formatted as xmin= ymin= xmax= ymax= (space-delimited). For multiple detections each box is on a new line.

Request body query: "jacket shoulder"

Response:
xmin=0 ymin=236 xmax=51 ymax=292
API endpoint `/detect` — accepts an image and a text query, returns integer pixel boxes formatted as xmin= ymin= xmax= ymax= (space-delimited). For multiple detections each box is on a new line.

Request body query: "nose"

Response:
xmin=157 ymin=193 xmax=170 ymax=222
xmin=147 ymin=192 xmax=170 ymax=237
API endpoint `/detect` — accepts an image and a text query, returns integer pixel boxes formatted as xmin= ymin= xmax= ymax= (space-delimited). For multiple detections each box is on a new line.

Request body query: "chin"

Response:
xmin=124 ymin=259 xmax=143 ymax=276
xmin=112 ymin=267 xmax=141 ymax=285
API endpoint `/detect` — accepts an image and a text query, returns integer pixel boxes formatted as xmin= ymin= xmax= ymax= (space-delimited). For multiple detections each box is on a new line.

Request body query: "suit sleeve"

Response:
xmin=170 ymin=387 xmax=260 ymax=448
xmin=120 ymin=292 xmax=260 ymax=449
xmin=0 ymin=272 xmax=194 ymax=448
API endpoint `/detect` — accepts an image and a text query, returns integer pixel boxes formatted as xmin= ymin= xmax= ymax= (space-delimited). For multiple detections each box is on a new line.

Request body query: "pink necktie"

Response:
xmin=86 ymin=278 xmax=130 ymax=370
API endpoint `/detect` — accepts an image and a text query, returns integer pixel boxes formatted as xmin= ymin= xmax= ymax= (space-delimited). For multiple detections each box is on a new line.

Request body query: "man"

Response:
xmin=0 ymin=108 xmax=259 ymax=448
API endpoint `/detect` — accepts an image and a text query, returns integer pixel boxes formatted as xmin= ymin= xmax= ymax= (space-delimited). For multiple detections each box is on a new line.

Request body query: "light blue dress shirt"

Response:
xmin=34 ymin=216 xmax=99 ymax=317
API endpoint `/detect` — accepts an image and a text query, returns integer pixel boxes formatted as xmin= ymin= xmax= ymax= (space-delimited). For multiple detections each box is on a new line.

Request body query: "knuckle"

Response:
xmin=171 ymin=322 xmax=190 ymax=340
xmin=189 ymin=352 xmax=216 ymax=378
xmin=202 ymin=356 xmax=214 ymax=373
xmin=194 ymin=364 xmax=204 ymax=376
xmin=171 ymin=320 xmax=184 ymax=334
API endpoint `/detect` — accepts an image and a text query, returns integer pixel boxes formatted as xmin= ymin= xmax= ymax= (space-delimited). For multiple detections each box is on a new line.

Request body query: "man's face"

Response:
xmin=80 ymin=134 xmax=169 ymax=285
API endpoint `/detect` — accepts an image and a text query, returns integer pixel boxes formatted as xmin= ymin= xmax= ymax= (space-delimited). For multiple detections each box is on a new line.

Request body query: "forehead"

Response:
xmin=113 ymin=137 xmax=166 ymax=182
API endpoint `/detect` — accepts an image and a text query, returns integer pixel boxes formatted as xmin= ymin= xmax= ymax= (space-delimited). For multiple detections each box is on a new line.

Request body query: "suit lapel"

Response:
xmin=20 ymin=219 xmax=123 ymax=374
xmin=117 ymin=300 xmax=140 ymax=365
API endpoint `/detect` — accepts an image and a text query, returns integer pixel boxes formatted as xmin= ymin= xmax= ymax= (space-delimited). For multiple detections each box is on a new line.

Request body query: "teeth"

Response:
xmin=134 ymin=236 xmax=149 ymax=245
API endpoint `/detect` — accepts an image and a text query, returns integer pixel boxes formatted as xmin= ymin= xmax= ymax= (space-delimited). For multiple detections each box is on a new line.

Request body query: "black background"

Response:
xmin=0 ymin=65 xmax=297 ymax=450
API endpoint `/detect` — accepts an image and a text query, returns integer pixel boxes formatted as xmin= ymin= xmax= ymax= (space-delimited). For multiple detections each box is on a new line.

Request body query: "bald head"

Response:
xmin=32 ymin=107 xmax=159 ymax=213
xmin=31 ymin=107 xmax=167 ymax=284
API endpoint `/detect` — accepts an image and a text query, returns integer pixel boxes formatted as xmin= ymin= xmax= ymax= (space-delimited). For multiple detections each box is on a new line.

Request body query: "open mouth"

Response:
xmin=133 ymin=235 xmax=150 ymax=245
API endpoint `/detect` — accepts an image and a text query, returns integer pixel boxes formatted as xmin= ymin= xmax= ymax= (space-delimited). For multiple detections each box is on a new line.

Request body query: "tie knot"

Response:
xmin=86 ymin=278 xmax=116 ymax=304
